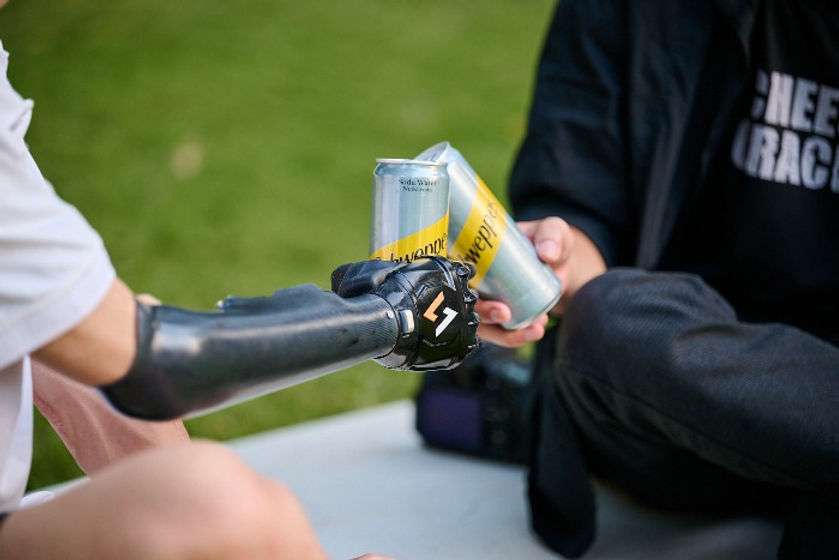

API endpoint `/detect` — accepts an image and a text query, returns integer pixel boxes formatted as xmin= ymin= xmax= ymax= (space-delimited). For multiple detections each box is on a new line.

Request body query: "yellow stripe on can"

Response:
xmin=450 ymin=178 xmax=507 ymax=287
xmin=370 ymin=213 xmax=449 ymax=263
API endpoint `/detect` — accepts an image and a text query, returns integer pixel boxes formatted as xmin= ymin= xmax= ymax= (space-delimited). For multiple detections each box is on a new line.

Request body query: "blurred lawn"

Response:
xmin=1 ymin=0 xmax=555 ymax=489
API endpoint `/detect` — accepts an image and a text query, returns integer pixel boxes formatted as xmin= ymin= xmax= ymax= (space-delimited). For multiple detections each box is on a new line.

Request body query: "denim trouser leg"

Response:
xmin=529 ymin=268 xmax=839 ymax=559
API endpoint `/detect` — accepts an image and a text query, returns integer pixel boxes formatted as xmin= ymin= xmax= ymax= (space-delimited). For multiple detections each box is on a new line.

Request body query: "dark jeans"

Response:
xmin=528 ymin=268 xmax=839 ymax=559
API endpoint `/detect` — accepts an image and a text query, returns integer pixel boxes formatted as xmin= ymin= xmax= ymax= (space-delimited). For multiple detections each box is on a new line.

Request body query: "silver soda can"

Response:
xmin=370 ymin=159 xmax=450 ymax=262
xmin=415 ymin=142 xmax=562 ymax=329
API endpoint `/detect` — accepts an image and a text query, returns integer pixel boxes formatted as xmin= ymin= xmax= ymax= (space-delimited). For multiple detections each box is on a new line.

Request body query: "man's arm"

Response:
xmin=478 ymin=0 xmax=627 ymax=347
xmin=509 ymin=0 xmax=631 ymax=266
xmin=31 ymin=285 xmax=189 ymax=472
xmin=477 ymin=218 xmax=606 ymax=347
xmin=32 ymin=278 xmax=136 ymax=386
xmin=28 ymin=257 xmax=477 ymax=421
xmin=102 ymin=257 xmax=478 ymax=420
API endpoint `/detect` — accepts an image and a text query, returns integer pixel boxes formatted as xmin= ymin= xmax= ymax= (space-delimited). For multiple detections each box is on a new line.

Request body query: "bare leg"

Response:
xmin=32 ymin=360 xmax=190 ymax=474
xmin=0 ymin=441 xmax=327 ymax=560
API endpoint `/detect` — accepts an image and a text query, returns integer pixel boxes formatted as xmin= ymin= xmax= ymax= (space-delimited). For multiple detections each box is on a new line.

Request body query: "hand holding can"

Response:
xmin=415 ymin=142 xmax=562 ymax=331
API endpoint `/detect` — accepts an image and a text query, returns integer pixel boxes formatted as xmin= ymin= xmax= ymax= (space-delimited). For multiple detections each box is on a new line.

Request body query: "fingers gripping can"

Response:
xmin=370 ymin=159 xmax=450 ymax=262
xmin=415 ymin=142 xmax=562 ymax=329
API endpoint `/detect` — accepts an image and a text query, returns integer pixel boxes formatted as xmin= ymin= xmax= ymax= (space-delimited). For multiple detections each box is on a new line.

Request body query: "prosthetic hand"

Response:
xmin=102 ymin=257 xmax=479 ymax=420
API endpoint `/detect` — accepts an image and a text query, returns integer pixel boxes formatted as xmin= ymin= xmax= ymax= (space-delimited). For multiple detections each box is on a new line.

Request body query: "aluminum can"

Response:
xmin=370 ymin=158 xmax=450 ymax=263
xmin=415 ymin=142 xmax=562 ymax=329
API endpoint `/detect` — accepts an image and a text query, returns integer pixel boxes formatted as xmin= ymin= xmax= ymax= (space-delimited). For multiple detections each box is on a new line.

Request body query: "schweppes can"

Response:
xmin=415 ymin=142 xmax=562 ymax=329
xmin=370 ymin=159 xmax=450 ymax=263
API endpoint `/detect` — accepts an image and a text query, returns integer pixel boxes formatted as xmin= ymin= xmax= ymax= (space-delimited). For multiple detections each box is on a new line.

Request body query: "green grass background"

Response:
xmin=0 ymin=0 xmax=555 ymax=489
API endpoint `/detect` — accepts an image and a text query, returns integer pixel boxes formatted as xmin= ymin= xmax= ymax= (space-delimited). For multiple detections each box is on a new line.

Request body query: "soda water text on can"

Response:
xmin=370 ymin=158 xmax=450 ymax=263
xmin=415 ymin=142 xmax=562 ymax=329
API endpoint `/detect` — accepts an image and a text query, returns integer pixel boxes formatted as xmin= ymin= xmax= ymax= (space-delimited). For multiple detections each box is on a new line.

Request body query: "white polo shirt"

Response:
xmin=0 ymin=40 xmax=115 ymax=511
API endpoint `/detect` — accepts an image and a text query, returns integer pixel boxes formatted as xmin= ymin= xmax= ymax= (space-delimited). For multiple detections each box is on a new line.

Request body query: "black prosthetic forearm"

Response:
xmin=102 ymin=257 xmax=478 ymax=421
xmin=102 ymin=285 xmax=398 ymax=420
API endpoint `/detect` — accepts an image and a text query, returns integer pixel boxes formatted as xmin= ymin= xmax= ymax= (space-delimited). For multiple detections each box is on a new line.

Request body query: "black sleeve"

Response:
xmin=509 ymin=0 xmax=631 ymax=266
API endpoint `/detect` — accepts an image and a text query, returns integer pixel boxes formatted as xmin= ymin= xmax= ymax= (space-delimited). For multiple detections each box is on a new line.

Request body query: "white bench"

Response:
xmin=229 ymin=401 xmax=783 ymax=559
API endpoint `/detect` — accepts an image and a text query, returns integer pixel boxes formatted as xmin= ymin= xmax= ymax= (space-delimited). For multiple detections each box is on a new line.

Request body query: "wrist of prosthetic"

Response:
xmin=331 ymin=257 xmax=479 ymax=371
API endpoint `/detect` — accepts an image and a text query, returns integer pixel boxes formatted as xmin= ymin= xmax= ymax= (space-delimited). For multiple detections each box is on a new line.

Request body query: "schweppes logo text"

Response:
xmin=370 ymin=214 xmax=449 ymax=263
xmin=451 ymin=177 xmax=507 ymax=287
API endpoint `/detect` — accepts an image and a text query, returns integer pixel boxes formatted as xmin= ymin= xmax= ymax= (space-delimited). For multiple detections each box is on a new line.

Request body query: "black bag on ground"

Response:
xmin=414 ymin=344 xmax=531 ymax=464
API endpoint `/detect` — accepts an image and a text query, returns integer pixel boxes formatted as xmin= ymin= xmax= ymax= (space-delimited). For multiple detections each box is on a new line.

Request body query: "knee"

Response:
xmin=558 ymin=268 xmax=732 ymax=379
xmin=131 ymin=442 xmax=324 ymax=559
xmin=563 ymin=268 xmax=641 ymax=332
xmin=178 ymin=442 xmax=323 ymax=559
xmin=560 ymin=268 xmax=651 ymax=361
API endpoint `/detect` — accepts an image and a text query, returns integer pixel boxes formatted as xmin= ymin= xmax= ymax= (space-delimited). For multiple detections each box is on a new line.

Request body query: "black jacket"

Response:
xmin=508 ymin=0 xmax=758 ymax=556
xmin=510 ymin=0 xmax=758 ymax=268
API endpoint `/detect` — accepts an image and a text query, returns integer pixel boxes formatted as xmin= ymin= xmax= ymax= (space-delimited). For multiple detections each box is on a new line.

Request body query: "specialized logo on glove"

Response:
xmin=420 ymin=285 xmax=465 ymax=343
xmin=422 ymin=290 xmax=458 ymax=337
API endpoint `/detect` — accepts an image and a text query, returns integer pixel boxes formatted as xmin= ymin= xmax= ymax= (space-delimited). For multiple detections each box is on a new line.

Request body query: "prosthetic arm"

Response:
xmin=101 ymin=257 xmax=479 ymax=420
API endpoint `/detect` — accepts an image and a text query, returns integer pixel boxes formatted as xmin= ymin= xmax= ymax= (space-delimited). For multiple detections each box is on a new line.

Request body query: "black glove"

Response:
xmin=332 ymin=256 xmax=480 ymax=371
